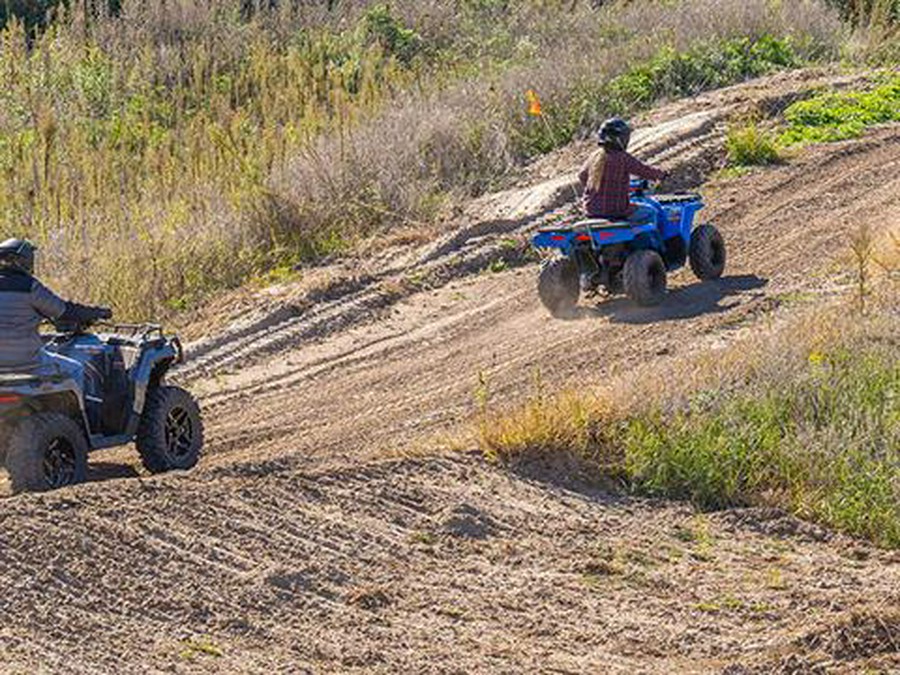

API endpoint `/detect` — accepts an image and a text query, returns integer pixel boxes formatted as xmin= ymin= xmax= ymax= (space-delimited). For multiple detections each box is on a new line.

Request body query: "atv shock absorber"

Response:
xmin=572 ymin=244 xmax=600 ymax=279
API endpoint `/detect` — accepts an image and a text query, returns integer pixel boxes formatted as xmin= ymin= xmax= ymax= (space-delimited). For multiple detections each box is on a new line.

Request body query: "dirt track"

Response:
xmin=183 ymin=69 xmax=895 ymax=473
xmin=2 ymin=69 xmax=900 ymax=673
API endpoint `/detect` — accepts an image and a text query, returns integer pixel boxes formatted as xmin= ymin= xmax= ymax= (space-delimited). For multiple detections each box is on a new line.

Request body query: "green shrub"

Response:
xmin=725 ymin=120 xmax=782 ymax=166
xmin=780 ymin=74 xmax=900 ymax=145
xmin=517 ymin=35 xmax=803 ymax=159
xmin=622 ymin=346 xmax=900 ymax=547
xmin=361 ymin=4 xmax=423 ymax=65
xmin=480 ymin=329 xmax=900 ymax=548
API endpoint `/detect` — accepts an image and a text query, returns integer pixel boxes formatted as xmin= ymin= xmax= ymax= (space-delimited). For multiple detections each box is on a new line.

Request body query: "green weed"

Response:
xmin=179 ymin=638 xmax=224 ymax=660
xmin=479 ymin=317 xmax=900 ymax=549
xmin=725 ymin=120 xmax=783 ymax=166
xmin=410 ymin=531 xmax=437 ymax=546
xmin=779 ymin=75 xmax=900 ymax=145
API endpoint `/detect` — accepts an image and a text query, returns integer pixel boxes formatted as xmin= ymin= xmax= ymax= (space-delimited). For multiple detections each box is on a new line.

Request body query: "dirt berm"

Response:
xmin=1 ymin=69 xmax=900 ymax=673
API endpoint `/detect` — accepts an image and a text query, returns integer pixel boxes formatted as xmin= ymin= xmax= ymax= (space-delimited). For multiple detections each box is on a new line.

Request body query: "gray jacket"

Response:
xmin=0 ymin=269 xmax=67 ymax=369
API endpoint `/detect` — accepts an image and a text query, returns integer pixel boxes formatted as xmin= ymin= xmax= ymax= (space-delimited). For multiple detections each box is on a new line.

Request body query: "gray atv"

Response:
xmin=0 ymin=320 xmax=203 ymax=493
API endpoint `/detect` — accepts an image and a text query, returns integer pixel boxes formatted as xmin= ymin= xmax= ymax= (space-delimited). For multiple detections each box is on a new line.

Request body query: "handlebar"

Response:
xmin=51 ymin=318 xmax=100 ymax=335
xmin=47 ymin=319 xmax=166 ymax=342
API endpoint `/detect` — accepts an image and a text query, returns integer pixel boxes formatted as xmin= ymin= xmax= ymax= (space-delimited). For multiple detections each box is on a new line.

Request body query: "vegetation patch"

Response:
xmin=521 ymin=35 xmax=803 ymax=156
xmin=0 ymin=0 xmax=847 ymax=318
xmin=779 ymin=74 xmax=900 ymax=145
xmin=725 ymin=119 xmax=783 ymax=166
xmin=478 ymin=317 xmax=900 ymax=548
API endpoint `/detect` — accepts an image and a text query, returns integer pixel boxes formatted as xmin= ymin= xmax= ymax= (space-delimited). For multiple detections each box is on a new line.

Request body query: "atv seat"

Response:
xmin=576 ymin=218 xmax=633 ymax=229
xmin=0 ymin=363 xmax=70 ymax=386
xmin=537 ymin=218 xmax=632 ymax=234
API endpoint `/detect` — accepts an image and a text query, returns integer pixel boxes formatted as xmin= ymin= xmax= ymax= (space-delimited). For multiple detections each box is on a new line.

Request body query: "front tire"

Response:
xmin=689 ymin=224 xmax=726 ymax=280
xmin=623 ymin=250 xmax=667 ymax=306
xmin=136 ymin=386 xmax=204 ymax=474
xmin=5 ymin=413 xmax=88 ymax=493
xmin=538 ymin=257 xmax=579 ymax=318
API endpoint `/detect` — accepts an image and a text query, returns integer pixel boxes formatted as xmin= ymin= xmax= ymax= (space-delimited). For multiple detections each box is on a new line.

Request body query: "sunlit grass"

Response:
xmin=0 ymin=0 xmax=847 ymax=318
xmin=476 ymin=305 xmax=900 ymax=548
xmin=725 ymin=119 xmax=783 ymax=166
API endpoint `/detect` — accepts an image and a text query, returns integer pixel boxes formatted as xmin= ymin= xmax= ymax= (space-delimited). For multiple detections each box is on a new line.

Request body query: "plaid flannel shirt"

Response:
xmin=578 ymin=150 xmax=666 ymax=219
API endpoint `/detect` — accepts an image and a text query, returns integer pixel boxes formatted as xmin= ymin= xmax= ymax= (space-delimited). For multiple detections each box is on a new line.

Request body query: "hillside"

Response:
xmin=1 ymin=65 xmax=900 ymax=673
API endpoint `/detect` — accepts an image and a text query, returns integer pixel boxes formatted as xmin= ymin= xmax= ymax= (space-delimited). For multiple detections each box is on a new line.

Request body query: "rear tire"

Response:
xmin=538 ymin=257 xmax=579 ymax=318
xmin=5 ymin=413 xmax=88 ymax=493
xmin=136 ymin=386 xmax=204 ymax=474
xmin=623 ymin=250 xmax=667 ymax=306
xmin=689 ymin=224 xmax=726 ymax=280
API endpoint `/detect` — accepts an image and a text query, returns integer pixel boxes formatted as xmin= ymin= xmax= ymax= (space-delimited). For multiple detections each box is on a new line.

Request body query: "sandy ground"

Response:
xmin=2 ymin=69 xmax=900 ymax=673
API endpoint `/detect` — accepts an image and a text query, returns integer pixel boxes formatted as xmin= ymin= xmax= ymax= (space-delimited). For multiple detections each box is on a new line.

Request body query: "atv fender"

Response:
xmin=631 ymin=230 xmax=664 ymax=256
xmin=0 ymin=383 xmax=91 ymax=454
xmin=126 ymin=339 xmax=182 ymax=437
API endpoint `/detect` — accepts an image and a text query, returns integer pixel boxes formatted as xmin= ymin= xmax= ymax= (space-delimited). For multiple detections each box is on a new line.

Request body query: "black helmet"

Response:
xmin=598 ymin=117 xmax=632 ymax=151
xmin=0 ymin=238 xmax=37 ymax=275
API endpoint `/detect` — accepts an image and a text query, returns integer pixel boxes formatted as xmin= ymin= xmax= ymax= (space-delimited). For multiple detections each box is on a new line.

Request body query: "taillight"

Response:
xmin=575 ymin=234 xmax=591 ymax=242
xmin=0 ymin=394 xmax=21 ymax=405
xmin=550 ymin=235 xmax=566 ymax=242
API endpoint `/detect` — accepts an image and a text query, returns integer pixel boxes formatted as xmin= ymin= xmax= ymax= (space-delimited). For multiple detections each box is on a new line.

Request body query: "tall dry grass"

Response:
xmin=0 ymin=0 xmax=846 ymax=317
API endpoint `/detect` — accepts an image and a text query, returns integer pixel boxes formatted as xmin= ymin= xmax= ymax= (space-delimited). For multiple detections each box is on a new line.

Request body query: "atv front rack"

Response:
xmin=654 ymin=193 xmax=702 ymax=205
xmin=97 ymin=323 xmax=184 ymax=362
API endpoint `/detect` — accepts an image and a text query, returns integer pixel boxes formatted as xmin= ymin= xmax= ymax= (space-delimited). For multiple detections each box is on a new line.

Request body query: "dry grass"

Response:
xmin=476 ymin=288 xmax=900 ymax=547
xmin=0 ymin=0 xmax=847 ymax=318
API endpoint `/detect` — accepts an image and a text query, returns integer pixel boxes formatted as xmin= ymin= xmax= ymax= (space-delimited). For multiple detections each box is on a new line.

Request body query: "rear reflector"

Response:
xmin=550 ymin=235 xmax=566 ymax=241
xmin=0 ymin=394 xmax=21 ymax=404
xmin=575 ymin=234 xmax=591 ymax=242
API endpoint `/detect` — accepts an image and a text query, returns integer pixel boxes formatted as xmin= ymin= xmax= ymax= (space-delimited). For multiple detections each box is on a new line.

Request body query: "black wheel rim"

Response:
xmin=43 ymin=438 xmax=77 ymax=489
xmin=165 ymin=407 xmax=195 ymax=460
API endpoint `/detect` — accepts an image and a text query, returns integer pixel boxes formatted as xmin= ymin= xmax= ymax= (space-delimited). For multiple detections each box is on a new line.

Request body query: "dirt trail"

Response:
xmin=2 ymin=453 xmax=899 ymax=674
xmin=2 ymin=69 xmax=900 ymax=673
xmin=181 ymin=69 xmax=894 ymax=474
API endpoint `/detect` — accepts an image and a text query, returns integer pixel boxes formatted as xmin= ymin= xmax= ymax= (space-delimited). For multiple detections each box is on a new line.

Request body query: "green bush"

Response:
xmin=780 ymin=74 xmax=900 ymax=145
xmin=624 ymin=346 xmax=900 ymax=547
xmin=361 ymin=4 xmax=423 ymax=65
xmin=725 ymin=120 xmax=782 ymax=166
xmin=517 ymin=35 xmax=803 ymax=158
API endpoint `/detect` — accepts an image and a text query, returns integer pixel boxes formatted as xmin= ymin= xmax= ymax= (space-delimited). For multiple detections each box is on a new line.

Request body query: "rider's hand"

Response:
xmin=96 ymin=307 xmax=113 ymax=321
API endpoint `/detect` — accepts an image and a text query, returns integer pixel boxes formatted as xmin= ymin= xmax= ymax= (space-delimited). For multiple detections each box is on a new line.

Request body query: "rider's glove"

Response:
xmin=60 ymin=302 xmax=112 ymax=324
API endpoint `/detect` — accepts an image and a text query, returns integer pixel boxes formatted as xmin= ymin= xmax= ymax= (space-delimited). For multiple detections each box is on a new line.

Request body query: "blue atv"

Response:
xmin=532 ymin=180 xmax=726 ymax=316
xmin=0 ymin=320 xmax=203 ymax=493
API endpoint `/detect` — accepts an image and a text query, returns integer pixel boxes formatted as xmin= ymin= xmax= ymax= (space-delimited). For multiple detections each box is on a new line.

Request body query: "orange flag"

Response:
xmin=525 ymin=89 xmax=542 ymax=117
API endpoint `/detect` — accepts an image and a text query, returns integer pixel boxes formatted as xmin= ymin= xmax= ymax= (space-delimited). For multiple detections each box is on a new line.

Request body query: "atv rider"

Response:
xmin=0 ymin=238 xmax=111 ymax=386
xmin=579 ymin=117 xmax=667 ymax=225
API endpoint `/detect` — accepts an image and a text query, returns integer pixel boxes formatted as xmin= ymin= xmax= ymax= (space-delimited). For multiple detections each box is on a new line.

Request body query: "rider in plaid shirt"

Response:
xmin=578 ymin=117 xmax=667 ymax=224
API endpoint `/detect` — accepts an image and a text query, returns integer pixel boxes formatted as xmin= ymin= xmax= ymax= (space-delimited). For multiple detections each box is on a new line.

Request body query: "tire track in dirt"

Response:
xmin=175 ymin=107 xmax=736 ymax=381
xmin=2 ymin=454 xmax=899 ymax=674
xmin=166 ymin=71 xmax=877 ymax=473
